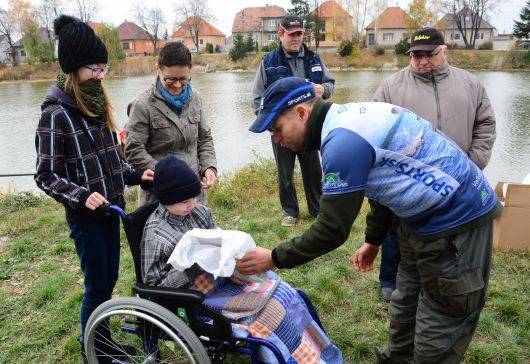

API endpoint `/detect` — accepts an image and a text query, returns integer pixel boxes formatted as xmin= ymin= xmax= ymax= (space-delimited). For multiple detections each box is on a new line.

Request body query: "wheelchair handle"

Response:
xmin=96 ymin=203 xmax=126 ymax=219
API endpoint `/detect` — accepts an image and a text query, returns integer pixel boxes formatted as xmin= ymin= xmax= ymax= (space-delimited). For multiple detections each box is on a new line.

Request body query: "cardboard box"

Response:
xmin=493 ymin=182 xmax=530 ymax=252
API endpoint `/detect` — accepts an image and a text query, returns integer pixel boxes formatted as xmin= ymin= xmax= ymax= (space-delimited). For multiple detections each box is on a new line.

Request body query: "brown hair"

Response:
xmin=66 ymin=72 xmax=117 ymax=131
xmin=158 ymin=42 xmax=192 ymax=68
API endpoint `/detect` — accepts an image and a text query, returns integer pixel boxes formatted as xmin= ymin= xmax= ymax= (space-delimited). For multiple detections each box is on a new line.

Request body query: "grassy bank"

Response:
xmin=2 ymin=49 xmax=529 ymax=82
xmin=0 ymin=159 xmax=529 ymax=363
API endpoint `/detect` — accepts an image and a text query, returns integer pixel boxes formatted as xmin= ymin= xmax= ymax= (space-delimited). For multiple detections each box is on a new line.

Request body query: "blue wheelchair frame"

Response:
xmin=107 ymin=203 xmax=326 ymax=363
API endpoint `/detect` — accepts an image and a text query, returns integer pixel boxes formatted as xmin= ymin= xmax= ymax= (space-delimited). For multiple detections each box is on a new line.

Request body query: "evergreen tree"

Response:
xmin=245 ymin=33 xmax=255 ymax=52
xmin=229 ymin=33 xmax=247 ymax=61
xmin=514 ymin=0 xmax=530 ymax=39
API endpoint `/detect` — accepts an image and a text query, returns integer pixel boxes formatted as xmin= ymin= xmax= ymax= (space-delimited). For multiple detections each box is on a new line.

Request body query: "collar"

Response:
xmin=304 ymin=99 xmax=332 ymax=151
xmin=281 ymin=43 xmax=306 ymax=59
xmin=159 ymin=204 xmax=192 ymax=225
xmin=49 ymin=85 xmax=78 ymax=109
xmin=411 ymin=60 xmax=450 ymax=82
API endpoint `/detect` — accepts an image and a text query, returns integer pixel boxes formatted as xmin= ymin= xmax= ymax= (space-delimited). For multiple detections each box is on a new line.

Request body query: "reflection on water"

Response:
xmin=0 ymin=71 xmax=529 ymax=191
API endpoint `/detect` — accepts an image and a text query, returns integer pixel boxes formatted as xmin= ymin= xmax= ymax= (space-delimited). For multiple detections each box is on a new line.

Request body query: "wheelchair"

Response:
xmin=83 ymin=202 xmax=327 ymax=363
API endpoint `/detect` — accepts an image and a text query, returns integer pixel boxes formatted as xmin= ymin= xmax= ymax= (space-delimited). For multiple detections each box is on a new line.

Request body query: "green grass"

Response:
xmin=0 ymin=159 xmax=529 ymax=363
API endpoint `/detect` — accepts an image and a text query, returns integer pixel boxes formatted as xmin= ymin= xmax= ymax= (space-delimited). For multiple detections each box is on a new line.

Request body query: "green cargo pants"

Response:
xmin=383 ymin=221 xmax=493 ymax=363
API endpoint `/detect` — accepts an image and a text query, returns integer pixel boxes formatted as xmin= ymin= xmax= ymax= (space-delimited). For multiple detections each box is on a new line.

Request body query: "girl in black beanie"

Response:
xmin=34 ymin=15 xmax=153 ymax=362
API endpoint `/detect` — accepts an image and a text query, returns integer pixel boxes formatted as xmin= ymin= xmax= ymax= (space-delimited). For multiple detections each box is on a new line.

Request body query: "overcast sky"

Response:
xmin=0 ymin=0 xmax=525 ymax=36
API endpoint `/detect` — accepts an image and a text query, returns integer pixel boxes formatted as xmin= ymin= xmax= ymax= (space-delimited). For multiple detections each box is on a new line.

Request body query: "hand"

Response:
xmin=201 ymin=168 xmax=217 ymax=189
xmin=85 ymin=192 xmax=108 ymax=211
xmin=236 ymin=247 xmax=274 ymax=275
xmin=141 ymin=169 xmax=154 ymax=182
xmin=312 ymin=83 xmax=325 ymax=98
xmin=353 ymin=242 xmax=380 ymax=272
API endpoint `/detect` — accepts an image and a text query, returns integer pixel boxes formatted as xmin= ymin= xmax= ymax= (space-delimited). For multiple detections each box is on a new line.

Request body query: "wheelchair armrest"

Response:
xmin=132 ymin=282 xmax=205 ymax=304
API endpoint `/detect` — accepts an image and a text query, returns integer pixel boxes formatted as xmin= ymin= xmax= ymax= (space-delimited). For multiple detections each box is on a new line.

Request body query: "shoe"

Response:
xmin=281 ymin=215 xmax=298 ymax=227
xmin=79 ymin=336 xmax=89 ymax=364
xmin=381 ymin=287 xmax=394 ymax=302
xmin=374 ymin=347 xmax=390 ymax=363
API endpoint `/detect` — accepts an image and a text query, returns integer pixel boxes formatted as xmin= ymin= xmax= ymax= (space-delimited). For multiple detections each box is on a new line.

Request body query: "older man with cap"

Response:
xmin=373 ymin=27 xmax=496 ymax=302
xmin=237 ymin=76 xmax=501 ymax=363
xmin=251 ymin=14 xmax=335 ymax=227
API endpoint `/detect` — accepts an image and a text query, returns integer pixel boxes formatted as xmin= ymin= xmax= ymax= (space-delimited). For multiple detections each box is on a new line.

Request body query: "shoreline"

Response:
xmin=2 ymin=49 xmax=529 ymax=83
xmin=1 ymin=66 xmax=529 ymax=84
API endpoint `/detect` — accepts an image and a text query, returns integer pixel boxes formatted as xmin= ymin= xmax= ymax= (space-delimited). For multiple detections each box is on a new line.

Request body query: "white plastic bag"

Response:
xmin=167 ymin=228 xmax=259 ymax=279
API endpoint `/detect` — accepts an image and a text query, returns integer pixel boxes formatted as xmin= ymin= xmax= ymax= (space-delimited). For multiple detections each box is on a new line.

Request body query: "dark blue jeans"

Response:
xmin=67 ymin=215 xmax=121 ymax=337
xmin=379 ymin=223 xmax=401 ymax=289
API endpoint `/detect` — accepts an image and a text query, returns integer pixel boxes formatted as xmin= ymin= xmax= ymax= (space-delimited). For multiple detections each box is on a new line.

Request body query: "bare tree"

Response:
xmin=0 ymin=8 xmax=19 ymax=65
xmin=342 ymin=0 xmax=370 ymax=39
xmin=36 ymin=0 xmax=63 ymax=43
xmin=132 ymin=2 xmax=164 ymax=55
xmin=442 ymin=0 xmax=499 ymax=49
xmin=174 ymin=0 xmax=212 ymax=52
xmin=73 ymin=0 xmax=98 ymax=23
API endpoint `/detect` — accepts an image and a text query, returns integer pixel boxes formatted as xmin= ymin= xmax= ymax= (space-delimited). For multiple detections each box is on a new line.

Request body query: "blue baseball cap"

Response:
xmin=249 ymin=77 xmax=315 ymax=133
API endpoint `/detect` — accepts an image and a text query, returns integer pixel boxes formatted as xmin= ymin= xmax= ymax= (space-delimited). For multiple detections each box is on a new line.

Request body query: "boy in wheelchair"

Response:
xmin=141 ymin=155 xmax=342 ymax=363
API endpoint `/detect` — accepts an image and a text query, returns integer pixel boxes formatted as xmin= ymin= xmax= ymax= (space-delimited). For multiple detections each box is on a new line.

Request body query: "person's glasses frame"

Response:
xmin=162 ymin=75 xmax=191 ymax=86
xmin=84 ymin=64 xmax=109 ymax=77
xmin=410 ymin=47 xmax=443 ymax=61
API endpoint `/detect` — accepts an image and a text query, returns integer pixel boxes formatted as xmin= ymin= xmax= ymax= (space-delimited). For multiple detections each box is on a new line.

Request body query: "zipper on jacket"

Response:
xmin=431 ymin=74 xmax=442 ymax=129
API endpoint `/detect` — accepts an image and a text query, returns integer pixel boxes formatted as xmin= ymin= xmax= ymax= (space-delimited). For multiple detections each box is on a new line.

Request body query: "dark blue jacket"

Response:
xmin=263 ymin=43 xmax=323 ymax=88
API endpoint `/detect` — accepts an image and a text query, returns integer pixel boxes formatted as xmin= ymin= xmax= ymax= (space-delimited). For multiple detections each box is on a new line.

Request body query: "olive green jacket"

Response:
xmin=125 ymin=80 xmax=217 ymax=203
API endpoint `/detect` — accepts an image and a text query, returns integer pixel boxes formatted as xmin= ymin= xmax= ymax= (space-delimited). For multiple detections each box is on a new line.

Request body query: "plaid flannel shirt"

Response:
xmin=141 ymin=203 xmax=215 ymax=288
xmin=35 ymin=88 xmax=141 ymax=220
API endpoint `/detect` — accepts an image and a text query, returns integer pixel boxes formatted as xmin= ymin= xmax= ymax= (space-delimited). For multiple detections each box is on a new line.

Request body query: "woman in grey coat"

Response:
xmin=125 ymin=42 xmax=217 ymax=205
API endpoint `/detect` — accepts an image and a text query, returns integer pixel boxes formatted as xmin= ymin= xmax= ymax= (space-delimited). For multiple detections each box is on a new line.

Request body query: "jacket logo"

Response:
xmin=311 ymin=65 xmax=322 ymax=72
xmin=323 ymin=172 xmax=349 ymax=190
xmin=377 ymin=157 xmax=456 ymax=197
xmin=414 ymin=35 xmax=430 ymax=41
xmin=287 ymin=92 xmax=312 ymax=106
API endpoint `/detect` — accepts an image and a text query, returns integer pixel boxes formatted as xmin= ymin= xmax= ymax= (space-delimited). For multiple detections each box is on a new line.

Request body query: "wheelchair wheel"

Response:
xmin=84 ymin=297 xmax=210 ymax=363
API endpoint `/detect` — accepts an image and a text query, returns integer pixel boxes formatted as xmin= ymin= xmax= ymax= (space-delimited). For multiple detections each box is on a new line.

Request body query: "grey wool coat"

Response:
xmin=374 ymin=61 xmax=496 ymax=170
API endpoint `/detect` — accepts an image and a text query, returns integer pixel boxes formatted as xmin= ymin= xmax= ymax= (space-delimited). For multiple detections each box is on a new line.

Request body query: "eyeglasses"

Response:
xmin=162 ymin=75 xmax=191 ymax=85
xmin=410 ymin=48 xmax=442 ymax=61
xmin=84 ymin=64 xmax=109 ymax=77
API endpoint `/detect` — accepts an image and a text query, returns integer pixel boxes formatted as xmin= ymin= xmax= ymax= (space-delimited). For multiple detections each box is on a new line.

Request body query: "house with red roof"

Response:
xmin=365 ymin=7 xmax=411 ymax=48
xmin=117 ymin=20 xmax=166 ymax=56
xmin=172 ymin=17 xmax=226 ymax=53
xmin=231 ymin=4 xmax=287 ymax=48
xmin=310 ymin=0 xmax=353 ymax=50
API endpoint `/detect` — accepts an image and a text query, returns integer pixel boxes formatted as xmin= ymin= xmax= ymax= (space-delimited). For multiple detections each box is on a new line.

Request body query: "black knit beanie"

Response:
xmin=153 ymin=155 xmax=201 ymax=205
xmin=53 ymin=15 xmax=108 ymax=74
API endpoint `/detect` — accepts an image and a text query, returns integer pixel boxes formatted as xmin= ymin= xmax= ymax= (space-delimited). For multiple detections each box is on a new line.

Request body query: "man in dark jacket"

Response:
xmin=251 ymin=14 xmax=335 ymax=226
xmin=237 ymin=77 xmax=501 ymax=363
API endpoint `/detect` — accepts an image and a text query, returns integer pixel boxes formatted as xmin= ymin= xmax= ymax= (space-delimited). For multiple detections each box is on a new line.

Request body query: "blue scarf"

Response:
xmin=157 ymin=77 xmax=192 ymax=116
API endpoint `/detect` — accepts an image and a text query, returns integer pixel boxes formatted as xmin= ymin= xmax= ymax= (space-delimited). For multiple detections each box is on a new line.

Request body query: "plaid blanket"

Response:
xmin=191 ymin=272 xmax=343 ymax=363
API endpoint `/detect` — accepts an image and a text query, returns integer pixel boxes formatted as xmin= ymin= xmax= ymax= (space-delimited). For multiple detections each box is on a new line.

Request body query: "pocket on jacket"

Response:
xmin=437 ymin=266 xmax=485 ymax=317
xmin=151 ymin=116 xmax=175 ymax=145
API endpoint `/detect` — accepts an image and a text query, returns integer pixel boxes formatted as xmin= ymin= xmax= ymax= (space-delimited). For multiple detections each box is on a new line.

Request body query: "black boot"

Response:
xmin=79 ymin=336 xmax=88 ymax=364
xmin=374 ymin=347 xmax=391 ymax=364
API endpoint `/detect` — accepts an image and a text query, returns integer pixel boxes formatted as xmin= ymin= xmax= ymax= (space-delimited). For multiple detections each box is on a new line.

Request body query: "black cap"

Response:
xmin=407 ymin=27 xmax=445 ymax=53
xmin=280 ymin=14 xmax=305 ymax=34
xmin=53 ymin=15 xmax=108 ymax=74
xmin=153 ymin=155 xmax=201 ymax=205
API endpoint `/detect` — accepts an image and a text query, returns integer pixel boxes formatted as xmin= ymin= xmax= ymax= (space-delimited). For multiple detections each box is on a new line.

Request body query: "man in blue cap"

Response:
xmin=238 ymin=77 xmax=502 ymax=363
